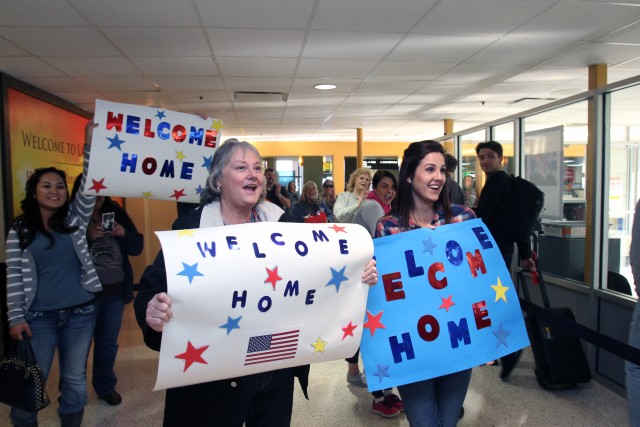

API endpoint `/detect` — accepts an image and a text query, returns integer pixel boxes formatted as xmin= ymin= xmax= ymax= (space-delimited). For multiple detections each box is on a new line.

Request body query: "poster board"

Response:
xmin=153 ymin=221 xmax=373 ymax=390
xmin=360 ymin=219 xmax=529 ymax=391
xmin=524 ymin=125 xmax=564 ymax=220
xmin=85 ymin=100 xmax=222 ymax=203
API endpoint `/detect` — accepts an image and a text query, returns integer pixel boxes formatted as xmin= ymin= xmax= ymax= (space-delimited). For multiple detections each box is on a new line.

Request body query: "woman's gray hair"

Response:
xmin=200 ymin=138 xmax=263 ymax=205
xmin=300 ymin=181 xmax=320 ymax=204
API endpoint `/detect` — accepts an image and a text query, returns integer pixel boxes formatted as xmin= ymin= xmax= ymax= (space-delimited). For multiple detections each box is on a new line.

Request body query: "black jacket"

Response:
xmin=134 ymin=204 xmax=310 ymax=426
xmin=474 ymin=171 xmax=532 ymax=260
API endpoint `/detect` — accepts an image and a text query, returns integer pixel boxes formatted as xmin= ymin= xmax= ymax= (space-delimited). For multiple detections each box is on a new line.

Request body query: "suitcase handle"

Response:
xmin=517 ymin=268 xmax=551 ymax=309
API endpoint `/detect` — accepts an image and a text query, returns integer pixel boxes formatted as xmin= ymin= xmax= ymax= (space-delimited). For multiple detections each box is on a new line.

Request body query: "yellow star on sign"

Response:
xmin=210 ymin=119 xmax=223 ymax=132
xmin=310 ymin=337 xmax=327 ymax=354
xmin=142 ymin=191 xmax=153 ymax=198
xmin=176 ymin=229 xmax=196 ymax=237
xmin=491 ymin=277 xmax=509 ymax=302
xmin=175 ymin=150 xmax=186 ymax=162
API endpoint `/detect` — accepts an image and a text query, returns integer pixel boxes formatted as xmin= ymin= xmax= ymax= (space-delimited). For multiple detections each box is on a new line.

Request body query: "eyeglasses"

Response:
xmin=323 ymin=184 xmax=334 ymax=188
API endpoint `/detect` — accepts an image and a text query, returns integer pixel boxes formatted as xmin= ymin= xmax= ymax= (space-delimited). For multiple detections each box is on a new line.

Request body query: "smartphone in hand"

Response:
xmin=102 ymin=212 xmax=115 ymax=233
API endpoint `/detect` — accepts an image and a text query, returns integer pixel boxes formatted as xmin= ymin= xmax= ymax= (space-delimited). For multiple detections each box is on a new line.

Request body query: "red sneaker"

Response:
xmin=384 ymin=393 xmax=404 ymax=412
xmin=371 ymin=398 xmax=400 ymax=417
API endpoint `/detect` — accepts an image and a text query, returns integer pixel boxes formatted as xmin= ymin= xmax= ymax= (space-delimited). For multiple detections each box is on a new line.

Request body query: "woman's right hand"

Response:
xmin=146 ymin=292 xmax=173 ymax=332
xmin=85 ymin=119 xmax=98 ymax=147
xmin=9 ymin=322 xmax=31 ymax=340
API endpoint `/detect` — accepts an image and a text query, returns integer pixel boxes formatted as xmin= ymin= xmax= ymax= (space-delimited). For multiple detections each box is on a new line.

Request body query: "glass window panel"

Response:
xmin=523 ymin=101 xmax=589 ymax=284
xmin=607 ymin=84 xmax=640 ymax=298
xmin=460 ymin=130 xmax=485 ymax=205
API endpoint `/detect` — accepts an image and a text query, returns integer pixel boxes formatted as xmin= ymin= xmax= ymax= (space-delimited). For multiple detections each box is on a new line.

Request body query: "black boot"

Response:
xmin=500 ymin=350 xmax=522 ymax=380
xmin=60 ymin=410 xmax=83 ymax=427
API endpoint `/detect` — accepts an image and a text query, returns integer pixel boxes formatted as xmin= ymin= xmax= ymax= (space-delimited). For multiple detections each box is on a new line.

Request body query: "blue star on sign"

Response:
xmin=177 ymin=262 xmax=204 ymax=284
xmin=422 ymin=237 xmax=437 ymax=256
xmin=219 ymin=316 xmax=242 ymax=335
xmin=202 ymin=155 xmax=213 ymax=170
xmin=492 ymin=321 xmax=511 ymax=348
xmin=326 ymin=265 xmax=348 ymax=292
xmin=195 ymin=184 xmax=204 ymax=195
xmin=373 ymin=364 xmax=391 ymax=382
xmin=155 ymin=110 xmax=166 ymax=120
xmin=106 ymin=134 xmax=126 ymax=151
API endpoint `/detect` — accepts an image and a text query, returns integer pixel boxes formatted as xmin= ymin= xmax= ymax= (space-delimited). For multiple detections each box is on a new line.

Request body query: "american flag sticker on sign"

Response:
xmin=244 ymin=330 xmax=300 ymax=366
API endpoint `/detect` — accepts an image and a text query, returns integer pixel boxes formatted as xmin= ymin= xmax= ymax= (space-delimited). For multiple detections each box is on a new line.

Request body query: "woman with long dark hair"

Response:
xmin=70 ymin=178 xmax=144 ymax=407
xmin=375 ymin=140 xmax=476 ymax=427
xmin=5 ymin=122 xmax=100 ymax=427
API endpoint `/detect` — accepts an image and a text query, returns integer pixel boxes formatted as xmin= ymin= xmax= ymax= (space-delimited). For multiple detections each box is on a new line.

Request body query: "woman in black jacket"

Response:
xmin=71 ymin=178 xmax=144 ymax=406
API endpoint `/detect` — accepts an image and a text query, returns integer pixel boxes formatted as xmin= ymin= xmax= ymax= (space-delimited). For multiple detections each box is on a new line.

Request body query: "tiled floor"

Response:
xmin=1 ymin=304 xmax=631 ymax=426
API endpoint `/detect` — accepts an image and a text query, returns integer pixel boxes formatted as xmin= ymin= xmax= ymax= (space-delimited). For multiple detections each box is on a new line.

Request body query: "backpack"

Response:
xmin=506 ymin=175 xmax=545 ymax=242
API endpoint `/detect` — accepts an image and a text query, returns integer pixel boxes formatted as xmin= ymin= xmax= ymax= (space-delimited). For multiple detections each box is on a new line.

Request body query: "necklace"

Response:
xmin=410 ymin=209 xmax=434 ymax=228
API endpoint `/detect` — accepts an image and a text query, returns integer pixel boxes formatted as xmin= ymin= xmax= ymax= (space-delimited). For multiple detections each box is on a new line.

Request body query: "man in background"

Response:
xmin=265 ymin=168 xmax=291 ymax=210
xmin=474 ymin=140 xmax=536 ymax=380
xmin=444 ymin=153 xmax=465 ymax=205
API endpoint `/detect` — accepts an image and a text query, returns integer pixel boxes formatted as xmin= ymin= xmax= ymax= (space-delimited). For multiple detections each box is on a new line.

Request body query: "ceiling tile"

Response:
xmin=0 ymin=57 xmax=65 ymax=77
xmin=44 ymin=56 xmax=141 ymax=77
xmin=216 ymin=57 xmax=298 ymax=77
xmin=223 ymin=76 xmax=293 ymax=93
xmin=130 ymin=57 xmax=218 ymax=76
xmin=412 ymin=0 xmax=557 ymax=37
xmin=0 ymin=1 xmax=86 ymax=26
xmin=311 ymin=0 xmax=436 ymax=32
xmin=102 ymin=27 xmax=211 ymax=56
xmin=71 ymin=0 xmax=200 ymax=26
xmin=389 ymin=34 xmax=498 ymax=62
xmin=0 ymin=27 xmax=119 ymax=56
xmin=303 ymin=31 xmax=403 ymax=60
xmin=196 ymin=0 xmax=316 ymax=29
xmin=370 ymin=61 xmax=454 ymax=80
xmin=75 ymin=76 xmax=159 ymax=92
xmin=296 ymin=58 xmax=379 ymax=79
xmin=207 ymin=29 xmax=305 ymax=58
xmin=511 ymin=1 xmax=640 ymax=41
xmin=152 ymin=76 xmax=224 ymax=91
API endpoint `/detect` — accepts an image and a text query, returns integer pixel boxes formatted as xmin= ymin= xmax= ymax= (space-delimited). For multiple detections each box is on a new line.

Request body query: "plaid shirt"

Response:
xmin=375 ymin=203 xmax=476 ymax=237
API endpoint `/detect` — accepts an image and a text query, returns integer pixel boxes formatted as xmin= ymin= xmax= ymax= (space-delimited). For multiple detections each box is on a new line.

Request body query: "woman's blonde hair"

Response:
xmin=346 ymin=167 xmax=373 ymax=192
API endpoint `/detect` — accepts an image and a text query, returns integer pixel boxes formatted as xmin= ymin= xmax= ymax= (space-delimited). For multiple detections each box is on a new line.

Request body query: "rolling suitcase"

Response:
xmin=518 ymin=269 xmax=591 ymax=389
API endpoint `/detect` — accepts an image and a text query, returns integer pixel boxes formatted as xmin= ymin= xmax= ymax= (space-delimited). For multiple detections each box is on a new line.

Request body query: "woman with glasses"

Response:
xmin=321 ymin=179 xmax=337 ymax=214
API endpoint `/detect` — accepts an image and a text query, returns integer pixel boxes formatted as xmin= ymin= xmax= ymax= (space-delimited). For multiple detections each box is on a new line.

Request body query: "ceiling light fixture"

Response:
xmin=314 ymin=84 xmax=336 ymax=90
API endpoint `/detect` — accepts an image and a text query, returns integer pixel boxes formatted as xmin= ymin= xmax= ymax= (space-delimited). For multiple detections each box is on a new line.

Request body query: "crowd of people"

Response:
xmin=5 ymin=128 xmax=638 ymax=427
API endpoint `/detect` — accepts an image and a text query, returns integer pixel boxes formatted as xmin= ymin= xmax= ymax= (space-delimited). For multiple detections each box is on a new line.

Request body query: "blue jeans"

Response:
xmin=627 ymin=302 xmax=640 ymax=427
xmin=398 ymin=368 xmax=472 ymax=427
xmin=92 ymin=294 xmax=125 ymax=396
xmin=10 ymin=304 xmax=96 ymax=427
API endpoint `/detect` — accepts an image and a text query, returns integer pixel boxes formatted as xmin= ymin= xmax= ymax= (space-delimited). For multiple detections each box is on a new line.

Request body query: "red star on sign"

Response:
xmin=171 ymin=188 xmax=186 ymax=200
xmin=341 ymin=321 xmax=358 ymax=340
xmin=175 ymin=341 xmax=209 ymax=372
xmin=439 ymin=295 xmax=455 ymax=312
xmin=264 ymin=266 xmax=282 ymax=291
xmin=329 ymin=224 xmax=347 ymax=233
xmin=363 ymin=311 xmax=386 ymax=337
xmin=89 ymin=178 xmax=107 ymax=193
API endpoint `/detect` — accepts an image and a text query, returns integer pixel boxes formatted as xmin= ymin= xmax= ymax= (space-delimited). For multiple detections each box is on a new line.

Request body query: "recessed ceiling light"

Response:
xmin=315 ymin=84 xmax=336 ymax=90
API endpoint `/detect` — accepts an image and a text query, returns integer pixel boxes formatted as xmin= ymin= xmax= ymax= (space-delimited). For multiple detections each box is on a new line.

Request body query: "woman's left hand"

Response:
xmin=111 ymin=222 xmax=125 ymax=238
xmin=361 ymin=258 xmax=378 ymax=286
